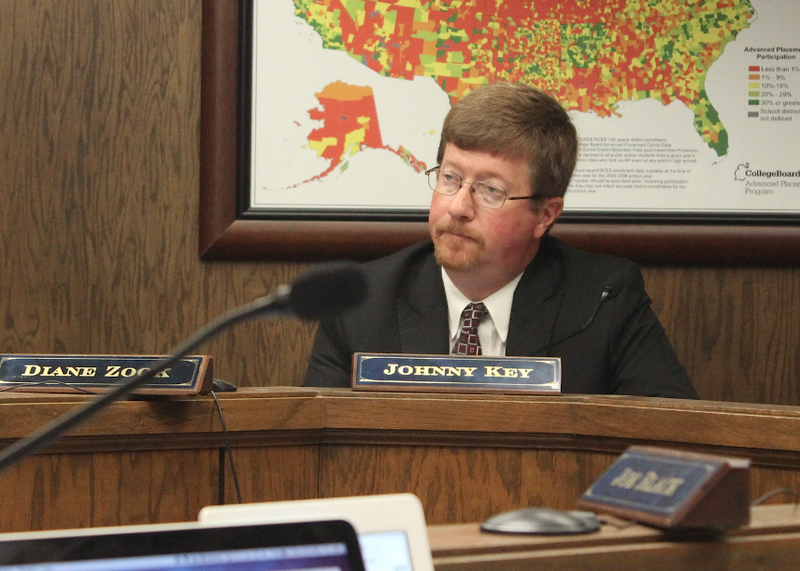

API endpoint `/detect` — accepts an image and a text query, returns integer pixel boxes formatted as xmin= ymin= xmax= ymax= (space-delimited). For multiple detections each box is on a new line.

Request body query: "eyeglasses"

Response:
xmin=425 ymin=167 xmax=537 ymax=210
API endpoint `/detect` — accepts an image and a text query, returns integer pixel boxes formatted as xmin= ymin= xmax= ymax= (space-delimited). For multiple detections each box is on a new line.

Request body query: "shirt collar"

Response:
xmin=441 ymin=268 xmax=524 ymax=343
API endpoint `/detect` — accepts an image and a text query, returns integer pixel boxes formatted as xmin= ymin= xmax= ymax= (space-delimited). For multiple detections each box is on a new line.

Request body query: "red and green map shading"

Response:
xmin=303 ymin=81 xmax=425 ymax=185
xmin=295 ymin=0 xmax=754 ymax=180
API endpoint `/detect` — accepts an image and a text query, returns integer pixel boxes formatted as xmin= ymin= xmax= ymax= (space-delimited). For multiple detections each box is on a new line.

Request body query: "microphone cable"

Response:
xmin=210 ymin=389 xmax=243 ymax=504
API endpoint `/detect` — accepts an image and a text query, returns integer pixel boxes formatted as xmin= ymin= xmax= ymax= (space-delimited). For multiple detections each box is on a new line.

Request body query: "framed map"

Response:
xmin=199 ymin=0 xmax=800 ymax=263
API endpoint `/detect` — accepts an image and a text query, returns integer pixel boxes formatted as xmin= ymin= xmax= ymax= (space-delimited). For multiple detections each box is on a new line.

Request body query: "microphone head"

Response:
xmin=601 ymin=272 xmax=624 ymax=300
xmin=289 ymin=262 xmax=369 ymax=320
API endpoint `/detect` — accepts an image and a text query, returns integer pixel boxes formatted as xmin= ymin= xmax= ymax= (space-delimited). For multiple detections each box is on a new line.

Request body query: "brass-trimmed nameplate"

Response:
xmin=351 ymin=353 xmax=561 ymax=394
xmin=0 ymin=354 xmax=213 ymax=395
xmin=579 ymin=446 xmax=750 ymax=530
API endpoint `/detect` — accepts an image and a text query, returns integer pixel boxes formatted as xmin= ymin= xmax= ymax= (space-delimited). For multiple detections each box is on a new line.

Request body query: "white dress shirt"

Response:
xmin=442 ymin=268 xmax=524 ymax=356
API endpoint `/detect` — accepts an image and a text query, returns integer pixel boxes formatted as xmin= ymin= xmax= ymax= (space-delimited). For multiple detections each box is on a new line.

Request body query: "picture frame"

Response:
xmin=200 ymin=0 xmax=800 ymax=265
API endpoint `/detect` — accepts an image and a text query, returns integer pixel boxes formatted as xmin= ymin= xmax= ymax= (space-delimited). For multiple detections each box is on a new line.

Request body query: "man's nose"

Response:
xmin=447 ymin=181 xmax=476 ymax=218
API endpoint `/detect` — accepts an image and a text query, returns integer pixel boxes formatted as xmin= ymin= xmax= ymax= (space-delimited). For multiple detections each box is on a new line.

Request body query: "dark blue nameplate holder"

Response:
xmin=579 ymin=446 xmax=750 ymax=529
xmin=351 ymin=353 xmax=561 ymax=393
xmin=0 ymin=354 xmax=213 ymax=395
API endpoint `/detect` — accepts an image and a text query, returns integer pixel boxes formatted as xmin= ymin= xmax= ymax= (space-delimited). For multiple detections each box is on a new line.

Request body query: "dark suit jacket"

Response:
xmin=304 ymin=236 xmax=698 ymax=398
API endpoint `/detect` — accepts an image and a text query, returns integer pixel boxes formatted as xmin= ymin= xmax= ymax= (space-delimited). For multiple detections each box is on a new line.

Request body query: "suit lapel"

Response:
xmin=393 ymin=241 xmax=566 ymax=357
xmin=397 ymin=254 xmax=451 ymax=354
xmin=507 ymin=246 xmax=564 ymax=357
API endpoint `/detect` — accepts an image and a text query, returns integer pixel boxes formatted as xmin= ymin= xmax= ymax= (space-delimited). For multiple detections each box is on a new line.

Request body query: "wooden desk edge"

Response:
xmin=427 ymin=504 xmax=800 ymax=559
xmin=2 ymin=388 xmax=800 ymax=457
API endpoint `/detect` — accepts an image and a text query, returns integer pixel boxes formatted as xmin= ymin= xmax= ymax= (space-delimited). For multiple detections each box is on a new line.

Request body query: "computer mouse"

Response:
xmin=480 ymin=507 xmax=601 ymax=535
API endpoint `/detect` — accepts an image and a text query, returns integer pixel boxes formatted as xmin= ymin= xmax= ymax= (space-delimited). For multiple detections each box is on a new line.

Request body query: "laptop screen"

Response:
xmin=358 ymin=531 xmax=413 ymax=571
xmin=198 ymin=494 xmax=432 ymax=571
xmin=0 ymin=520 xmax=365 ymax=571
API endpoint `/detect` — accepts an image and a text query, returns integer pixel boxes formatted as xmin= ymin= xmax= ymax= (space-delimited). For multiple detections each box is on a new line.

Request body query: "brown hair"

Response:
xmin=437 ymin=82 xmax=577 ymax=199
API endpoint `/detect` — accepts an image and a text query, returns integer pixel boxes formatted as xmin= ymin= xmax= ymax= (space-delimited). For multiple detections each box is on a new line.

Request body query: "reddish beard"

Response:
xmin=432 ymin=222 xmax=485 ymax=271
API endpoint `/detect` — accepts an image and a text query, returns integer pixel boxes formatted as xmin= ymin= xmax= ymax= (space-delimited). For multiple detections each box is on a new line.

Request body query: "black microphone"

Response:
xmin=0 ymin=262 xmax=368 ymax=474
xmin=532 ymin=272 xmax=623 ymax=355
xmin=281 ymin=262 xmax=369 ymax=320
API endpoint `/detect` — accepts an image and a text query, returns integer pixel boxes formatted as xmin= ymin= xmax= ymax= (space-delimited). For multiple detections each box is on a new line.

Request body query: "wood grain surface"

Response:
xmin=1 ymin=389 xmax=800 ymax=531
xmin=428 ymin=505 xmax=800 ymax=571
xmin=1 ymin=1 xmax=799 ymax=407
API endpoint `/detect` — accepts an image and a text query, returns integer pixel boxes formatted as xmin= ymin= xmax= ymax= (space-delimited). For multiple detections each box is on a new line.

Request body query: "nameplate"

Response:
xmin=579 ymin=446 xmax=750 ymax=529
xmin=0 ymin=354 xmax=213 ymax=395
xmin=351 ymin=353 xmax=561 ymax=394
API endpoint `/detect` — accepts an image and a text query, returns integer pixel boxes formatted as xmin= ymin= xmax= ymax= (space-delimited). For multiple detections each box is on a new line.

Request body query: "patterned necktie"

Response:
xmin=452 ymin=302 xmax=486 ymax=355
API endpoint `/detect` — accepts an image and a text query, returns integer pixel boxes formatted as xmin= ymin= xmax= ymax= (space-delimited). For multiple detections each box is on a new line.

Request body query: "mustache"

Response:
xmin=433 ymin=222 xmax=484 ymax=246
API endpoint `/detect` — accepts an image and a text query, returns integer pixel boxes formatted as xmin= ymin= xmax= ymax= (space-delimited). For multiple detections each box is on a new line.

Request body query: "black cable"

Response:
xmin=0 ymin=380 xmax=96 ymax=394
xmin=751 ymin=487 xmax=797 ymax=507
xmin=211 ymin=391 xmax=243 ymax=504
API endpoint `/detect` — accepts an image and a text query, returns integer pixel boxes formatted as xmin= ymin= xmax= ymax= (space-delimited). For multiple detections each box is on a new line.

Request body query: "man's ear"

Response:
xmin=533 ymin=197 xmax=564 ymax=238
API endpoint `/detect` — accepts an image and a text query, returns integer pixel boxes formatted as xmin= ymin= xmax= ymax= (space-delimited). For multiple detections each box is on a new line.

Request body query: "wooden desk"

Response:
xmin=428 ymin=504 xmax=800 ymax=571
xmin=1 ymin=388 xmax=799 ymax=532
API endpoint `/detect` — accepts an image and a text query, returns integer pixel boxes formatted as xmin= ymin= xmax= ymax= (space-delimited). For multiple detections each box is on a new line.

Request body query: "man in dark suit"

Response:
xmin=304 ymin=82 xmax=697 ymax=399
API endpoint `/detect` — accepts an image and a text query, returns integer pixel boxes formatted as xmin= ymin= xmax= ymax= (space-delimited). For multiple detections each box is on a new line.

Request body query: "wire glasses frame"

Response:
xmin=425 ymin=166 xmax=537 ymax=210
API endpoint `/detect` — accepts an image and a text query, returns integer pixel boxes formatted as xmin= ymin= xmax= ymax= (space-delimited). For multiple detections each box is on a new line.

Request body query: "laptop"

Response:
xmin=198 ymin=494 xmax=434 ymax=571
xmin=0 ymin=519 xmax=365 ymax=570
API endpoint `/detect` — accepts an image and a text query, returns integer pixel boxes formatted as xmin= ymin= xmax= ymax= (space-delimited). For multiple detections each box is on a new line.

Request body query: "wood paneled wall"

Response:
xmin=645 ymin=266 xmax=800 ymax=404
xmin=1 ymin=1 xmax=798 ymax=404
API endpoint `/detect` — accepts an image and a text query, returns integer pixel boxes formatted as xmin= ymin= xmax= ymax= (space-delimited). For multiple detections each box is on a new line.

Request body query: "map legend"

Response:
xmin=748 ymin=65 xmax=761 ymax=117
xmin=747 ymin=64 xmax=799 ymax=122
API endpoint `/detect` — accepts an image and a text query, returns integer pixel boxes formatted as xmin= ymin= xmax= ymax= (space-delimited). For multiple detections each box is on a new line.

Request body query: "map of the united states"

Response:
xmin=293 ymin=0 xmax=754 ymax=182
